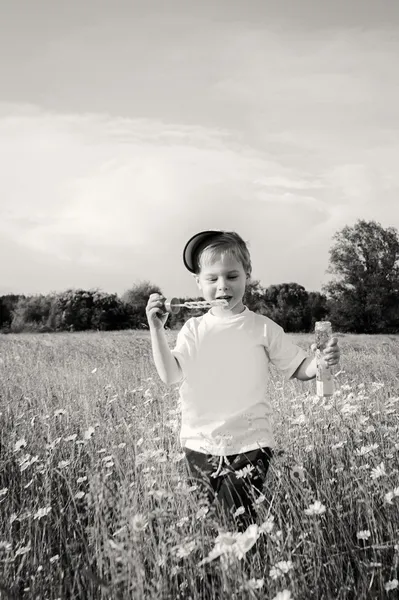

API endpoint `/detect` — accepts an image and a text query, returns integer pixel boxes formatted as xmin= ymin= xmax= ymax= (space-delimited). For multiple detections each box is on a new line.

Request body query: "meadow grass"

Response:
xmin=0 ymin=330 xmax=398 ymax=599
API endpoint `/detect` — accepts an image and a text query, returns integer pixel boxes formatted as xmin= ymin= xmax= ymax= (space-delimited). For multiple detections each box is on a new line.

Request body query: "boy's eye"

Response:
xmin=206 ymin=276 xmax=238 ymax=282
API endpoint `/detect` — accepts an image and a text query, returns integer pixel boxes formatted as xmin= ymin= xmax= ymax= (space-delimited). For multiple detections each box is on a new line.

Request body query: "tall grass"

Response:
xmin=0 ymin=331 xmax=398 ymax=599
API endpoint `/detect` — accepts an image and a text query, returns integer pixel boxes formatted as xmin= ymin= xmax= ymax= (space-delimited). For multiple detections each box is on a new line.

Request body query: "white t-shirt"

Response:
xmin=171 ymin=306 xmax=308 ymax=456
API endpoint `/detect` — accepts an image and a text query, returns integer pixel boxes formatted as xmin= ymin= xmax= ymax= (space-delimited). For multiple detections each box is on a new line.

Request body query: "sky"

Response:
xmin=1 ymin=0 xmax=399 ymax=299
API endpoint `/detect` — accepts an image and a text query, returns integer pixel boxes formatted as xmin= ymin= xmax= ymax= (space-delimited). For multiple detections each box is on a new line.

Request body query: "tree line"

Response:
xmin=1 ymin=220 xmax=399 ymax=334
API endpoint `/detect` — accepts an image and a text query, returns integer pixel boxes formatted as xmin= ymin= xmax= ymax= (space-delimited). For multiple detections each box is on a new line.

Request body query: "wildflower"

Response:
xmin=290 ymin=466 xmax=306 ymax=482
xmin=233 ymin=506 xmax=245 ymax=518
xmin=0 ymin=541 xmax=12 ymax=551
xmin=384 ymin=487 xmax=399 ymax=504
xmin=198 ymin=532 xmax=238 ymax=565
xmin=196 ymin=506 xmax=209 ymax=520
xmin=371 ymin=382 xmax=384 ymax=389
xmin=254 ymin=493 xmax=266 ymax=505
xmin=173 ymin=540 xmax=196 ymax=559
xmin=74 ymin=491 xmax=85 ymax=500
xmin=370 ymin=462 xmax=386 ymax=480
xmin=236 ymin=465 xmax=255 ymax=479
xmin=355 ymin=444 xmax=379 ymax=456
xmin=0 ymin=488 xmax=8 ymax=498
xmin=198 ymin=525 xmax=260 ymax=565
xmin=77 ymin=476 xmax=87 ymax=483
xmin=50 ymin=555 xmax=60 ymax=563
xmin=21 ymin=457 xmax=34 ymax=471
xmin=91 ymin=368 xmax=97 ymax=374
xmin=176 ymin=516 xmax=190 ymax=528
xmin=270 ymin=560 xmax=294 ymax=579
xmin=239 ymin=578 xmax=264 ymax=591
xmin=331 ymin=441 xmax=346 ymax=450
xmin=84 ymin=427 xmax=95 ymax=440
xmin=341 ymin=404 xmax=359 ymax=415
xmin=57 ymin=460 xmax=71 ymax=469
xmin=64 ymin=434 xmax=77 ymax=442
xmin=54 ymin=409 xmax=67 ymax=417
xmin=291 ymin=414 xmax=307 ymax=426
xmin=234 ymin=524 xmax=260 ymax=559
xmin=384 ymin=579 xmax=398 ymax=591
xmin=305 ymin=500 xmax=326 ymax=516
xmin=357 ymin=530 xmax=371 ymax=540
xmin=259 ymin=515 xmax=275 ymax=534
xmin=358 ymin=464 xmax=370 ymax=471
xmin=101 ymin=455 xmax=113 ymax=463
xmin=130 ymin=513 xmax=148 ymax=532
xmin=34 ymin=507 xmax=52 ymax=520
xmin=272 ymin=591 xmax=293 ymax=600
xmin=14 ymin=438 xmax=26 ymax=452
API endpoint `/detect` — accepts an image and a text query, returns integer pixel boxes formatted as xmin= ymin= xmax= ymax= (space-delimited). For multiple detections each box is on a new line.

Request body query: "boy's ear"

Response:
xmin=192 ymin=273 xmax=201 ymax=289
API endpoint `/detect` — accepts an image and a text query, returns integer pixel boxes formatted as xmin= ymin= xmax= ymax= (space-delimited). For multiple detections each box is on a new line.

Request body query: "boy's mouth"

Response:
xmin=216 ymin=296 xmax=232 ymax=301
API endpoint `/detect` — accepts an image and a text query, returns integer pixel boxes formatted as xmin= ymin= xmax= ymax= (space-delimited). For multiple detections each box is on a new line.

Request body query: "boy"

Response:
xmin=146 ymin=230 xmax=340 ymax=530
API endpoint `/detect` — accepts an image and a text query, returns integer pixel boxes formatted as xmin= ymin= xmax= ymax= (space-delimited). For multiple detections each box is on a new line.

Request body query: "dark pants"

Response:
xmin=184 ymin=446 xmax=273 ymax=531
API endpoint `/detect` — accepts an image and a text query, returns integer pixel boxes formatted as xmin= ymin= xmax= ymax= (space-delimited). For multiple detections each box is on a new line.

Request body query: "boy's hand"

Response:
xmin=322 ymin=337 xmax=340 ymax=367
xmin=146 ymin=293 xmax=169 ymax=330
xmin=311 ymin=337 xmax=340 ymax=367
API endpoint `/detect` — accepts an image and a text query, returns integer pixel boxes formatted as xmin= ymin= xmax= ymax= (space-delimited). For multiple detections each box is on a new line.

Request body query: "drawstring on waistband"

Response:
xmin=213 ymin=454 xmax=230 ymax=477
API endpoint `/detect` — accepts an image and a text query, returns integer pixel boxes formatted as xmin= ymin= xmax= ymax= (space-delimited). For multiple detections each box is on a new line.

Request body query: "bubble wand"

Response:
xmin=314 ymin=321 xmax=334 ymax=397
xmin=161 ymin=297 xmax=229 ymax=314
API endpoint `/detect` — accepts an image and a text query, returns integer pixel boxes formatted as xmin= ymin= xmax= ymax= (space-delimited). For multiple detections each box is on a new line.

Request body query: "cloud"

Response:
xmin=0 ymin=104 xmax=329 ymax=266
xmin=1 ymin=96 xmax=398 ymax=296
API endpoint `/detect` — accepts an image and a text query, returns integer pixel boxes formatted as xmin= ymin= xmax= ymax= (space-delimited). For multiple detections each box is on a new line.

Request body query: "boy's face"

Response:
xmin=194 ymin=253 xmax=249 ymax=316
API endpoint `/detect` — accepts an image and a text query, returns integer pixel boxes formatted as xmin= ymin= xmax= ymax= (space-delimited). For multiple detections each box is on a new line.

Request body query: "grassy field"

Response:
xmin=0 ymin=330 xmax=399 ymax=599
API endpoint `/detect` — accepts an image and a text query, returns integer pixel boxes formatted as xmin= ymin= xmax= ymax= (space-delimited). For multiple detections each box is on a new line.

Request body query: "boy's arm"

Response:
xmin=293 ymin=338 xmax=340 ymax=380
xmin=292 ymin=356 xmax=317 ymax=381
xmin=150 ymin=328 xmax=182 ymax=385
xmin=146 ymin=293 xmax=182 ymax=385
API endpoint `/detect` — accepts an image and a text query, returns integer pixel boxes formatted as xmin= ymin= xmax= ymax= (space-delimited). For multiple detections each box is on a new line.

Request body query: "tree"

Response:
xmin=307 ymin=292 xmax=329 ymax=330
xmin=0 ymin=295 xmax=24 ymax=330
xmin=122 ymin=280 xmax=162 ymax=329
xmin=263 ymin=283 xmax=311 ymax=332
xmin=324 ymin=220 xmax=399 ymax=333
xmin=91 ymin=292 xmax=130 ymax=331
xmin=56 ymin=289 xmax=97 ymax=331
xmin=243 ymin=280 xmax=268 ymax=314
xmin=10 ymin=295 xmax=53 ymax=332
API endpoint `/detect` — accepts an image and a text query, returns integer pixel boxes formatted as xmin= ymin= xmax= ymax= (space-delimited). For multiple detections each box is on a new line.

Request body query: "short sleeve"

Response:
xmin=171 ymin=319 xmax=196 ymax=378
xmin=263 ymin=318 xmax=308 ymax=380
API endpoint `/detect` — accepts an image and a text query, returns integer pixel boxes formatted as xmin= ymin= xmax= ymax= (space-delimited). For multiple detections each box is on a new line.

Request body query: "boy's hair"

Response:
xmin=193 ymin=231 xmax=252 ymax=276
